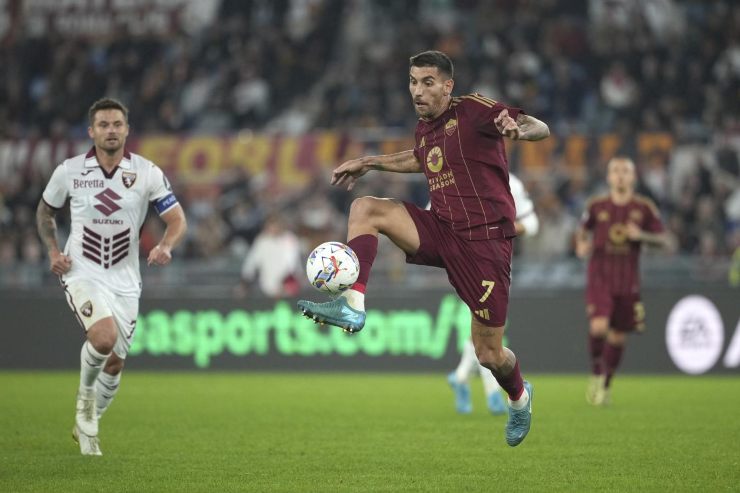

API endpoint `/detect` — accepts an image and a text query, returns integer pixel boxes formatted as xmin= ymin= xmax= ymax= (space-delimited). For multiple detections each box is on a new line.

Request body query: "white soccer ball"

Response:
xmin=306 ymin=241 xmax=360 ymax=295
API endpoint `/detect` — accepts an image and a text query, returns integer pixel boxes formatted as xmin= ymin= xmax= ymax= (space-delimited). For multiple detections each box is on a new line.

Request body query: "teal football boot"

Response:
xmin=505 ymin=380 xmax=533 ymax=447
xmin=298 ymin=297 xmax=366 ymax=333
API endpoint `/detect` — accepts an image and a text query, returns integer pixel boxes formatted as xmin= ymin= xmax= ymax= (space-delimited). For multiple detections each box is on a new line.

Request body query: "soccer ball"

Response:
xmin=306 ymin=241 xmax=360 ymax=295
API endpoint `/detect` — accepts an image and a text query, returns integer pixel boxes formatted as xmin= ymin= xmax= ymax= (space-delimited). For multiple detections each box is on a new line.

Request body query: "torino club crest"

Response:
xmin=122 ymin=171 xmax=137 ymax=188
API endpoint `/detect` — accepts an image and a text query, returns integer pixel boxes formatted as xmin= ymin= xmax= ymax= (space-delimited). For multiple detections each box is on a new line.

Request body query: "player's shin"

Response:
xmin=342 ymin=234 xmax=378 ymax=311
xmin=588 ymin=333 xmax=606 ymax=375
xmin=77 ymin=341 xmax=109 ymax=437
xmin=491 ymin=349 xmax=527 ymax=410
xmin=80 ymin=341 xmax=109 ymax=392
xmin=95 ymin=371 xmax=121 ymax=417
xmin=603 ymin=342 xmax=624 ymax=387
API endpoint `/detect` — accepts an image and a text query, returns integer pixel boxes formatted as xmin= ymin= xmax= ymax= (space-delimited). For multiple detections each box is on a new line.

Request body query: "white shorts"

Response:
xmin=62 ymin=279 xmax=139 ymax=359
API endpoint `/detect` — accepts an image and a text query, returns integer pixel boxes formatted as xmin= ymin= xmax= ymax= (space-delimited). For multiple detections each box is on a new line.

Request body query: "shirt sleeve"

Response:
xmin=41 ymin=163 xmax=69 ymax=209
xmin=147 ymin=163 xmax=179 ymax=215
xmin=464 ymin=94 xmax=524 ymax=136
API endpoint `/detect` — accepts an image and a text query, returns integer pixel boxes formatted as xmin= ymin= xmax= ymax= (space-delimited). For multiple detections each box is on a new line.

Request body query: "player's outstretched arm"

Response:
xmin=494 ymin=109 xmax=550 ymax=141
xmin=516 ymin=114 xmax=550 ymax=141
xmin=147 ymin=204 xmax=187 ymax=266
xmin=331 ymin=150 xmax=422 ymax=191
xmin=36 ymin=199 xmax=72 ymax=275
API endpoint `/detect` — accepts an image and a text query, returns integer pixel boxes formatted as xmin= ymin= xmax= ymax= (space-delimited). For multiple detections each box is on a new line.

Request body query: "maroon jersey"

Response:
xmin=581 ymin=194 xmax=664 ymax=295
xmin=413 ymin=93 xmax=522 ymax=241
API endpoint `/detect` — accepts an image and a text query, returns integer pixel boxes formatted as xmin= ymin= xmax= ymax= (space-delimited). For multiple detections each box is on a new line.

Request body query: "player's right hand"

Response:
xmin=331 ymin=157 xmax=371 ymax=191
xmin=575 ymin=240 xmax=591 ymax=259
xmin=49 ymin=250 xmax=72 ymax=276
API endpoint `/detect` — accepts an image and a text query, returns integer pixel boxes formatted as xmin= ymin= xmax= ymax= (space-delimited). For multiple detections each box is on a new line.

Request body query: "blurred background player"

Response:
xmin=447 ymin=172 xmax=539 ymax=415
xmin=36 ymin=98 xmax=187 ymax=455
xmin=237 ymin=213 xmax=303 ymax=298
xmin=298 ymin=50 xmax=550 ymax=446
xmin=575 ymin=156 xmax=672 ymax=406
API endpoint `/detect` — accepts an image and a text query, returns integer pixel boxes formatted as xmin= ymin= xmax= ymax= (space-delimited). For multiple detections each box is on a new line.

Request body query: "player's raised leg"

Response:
xmin=586 ymin=316 xmax=608 ymax=405
xmin=472 ymin=318 xmax=532 ymax=446
xmin=74 ymin=316 xmax=116 ymax=456
xmin=298 ymin=197 xmax=420 ymax=333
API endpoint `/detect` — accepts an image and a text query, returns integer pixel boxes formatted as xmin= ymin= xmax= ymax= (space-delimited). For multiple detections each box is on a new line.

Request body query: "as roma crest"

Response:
xmin=80 ymin=301 xmax=93 ymax=318
xmin=445 ymin=118 xmax=458 ymax=136
xmin=122 ymin=171 xmax=137 ymax=188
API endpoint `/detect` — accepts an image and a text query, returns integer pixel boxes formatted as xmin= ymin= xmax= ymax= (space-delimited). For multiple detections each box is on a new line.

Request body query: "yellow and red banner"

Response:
xmin=0 ymin=132 xmax=674 ymax=190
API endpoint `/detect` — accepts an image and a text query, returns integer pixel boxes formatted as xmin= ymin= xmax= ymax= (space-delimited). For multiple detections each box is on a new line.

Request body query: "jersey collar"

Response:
xmin=84 ymin=146 xmax=133 ymax=175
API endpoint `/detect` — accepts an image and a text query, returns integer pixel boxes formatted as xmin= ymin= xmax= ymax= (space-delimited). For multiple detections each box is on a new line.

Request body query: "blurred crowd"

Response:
xmin=1 ymin=0 xmax=739 ymax=287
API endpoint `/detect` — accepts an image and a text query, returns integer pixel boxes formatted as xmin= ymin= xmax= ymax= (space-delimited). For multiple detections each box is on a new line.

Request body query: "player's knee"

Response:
xmin=88 ymin=321 xmax=117 ymax=354
xmin=349 ymin=196 xmax=382 ymax=223
xmin=89 ymin=336 xmax=115 ymax=355
xmin=589 ymin=317 xmax=608 ymax=337
xmin=104 ymin=355 xmax=125 ymax=375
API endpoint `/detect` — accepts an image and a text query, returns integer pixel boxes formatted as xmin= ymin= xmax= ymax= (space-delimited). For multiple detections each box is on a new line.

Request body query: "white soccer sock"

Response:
xmin=478 ymin=363 xmax=501 ymax=396
xmin=95 ymin=371 xmax=121 ymax=417
xmin=80 ymin=341 xmax=109 ymax=392
xmin=454 ymin=339 xmax=478 ymax=383
xmin=341 ymin=289 xmax=365 ymax=312
xmin=509 ymin=388 xmax=530 ymax=410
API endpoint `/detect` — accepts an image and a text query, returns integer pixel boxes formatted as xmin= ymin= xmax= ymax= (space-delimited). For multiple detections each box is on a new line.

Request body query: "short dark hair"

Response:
xmin=409 ymin=50 xmax=454 ymax=79
xmin=88 ymin=98 xmax=129 ymax=125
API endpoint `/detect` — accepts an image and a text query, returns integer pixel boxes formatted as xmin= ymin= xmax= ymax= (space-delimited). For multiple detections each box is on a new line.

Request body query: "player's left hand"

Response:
xmin=626 ymin=222 xmax=642 ymax=241
xmin=494 ymin=109 xmax=520 ymax=140
xmin=147 ymin=244 xmax=172 ymax=266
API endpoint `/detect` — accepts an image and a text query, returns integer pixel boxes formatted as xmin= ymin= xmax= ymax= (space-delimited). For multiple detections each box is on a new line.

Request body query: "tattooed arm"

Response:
xmin=331 ymin=150 xmax=422 ymax=191
xmin=495 ymin=109 xmax=550 ymax=141
xmin=36 ymin=199 xmax=71 ymax=275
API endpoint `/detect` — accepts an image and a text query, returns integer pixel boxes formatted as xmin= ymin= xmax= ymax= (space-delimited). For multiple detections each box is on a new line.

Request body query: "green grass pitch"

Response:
xmin=1 ymin=372 xmax=738 ymax=492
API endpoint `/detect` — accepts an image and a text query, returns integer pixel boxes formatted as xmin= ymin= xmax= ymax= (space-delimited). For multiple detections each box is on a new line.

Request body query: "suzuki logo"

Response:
xmin=94 ymin=188 xmax=122 ymax=216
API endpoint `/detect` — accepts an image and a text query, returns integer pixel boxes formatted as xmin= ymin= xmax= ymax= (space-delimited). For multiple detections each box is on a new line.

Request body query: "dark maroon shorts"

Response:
xmin=403 ymin=202 xmax=512 ymax=326
xmin=586 ymin=283 xmax=645 ymax=332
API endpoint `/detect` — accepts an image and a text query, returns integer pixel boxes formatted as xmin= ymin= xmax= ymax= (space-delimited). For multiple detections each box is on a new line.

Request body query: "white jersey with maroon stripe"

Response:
xmin=42 ymin=148 xmax=179 ymax=297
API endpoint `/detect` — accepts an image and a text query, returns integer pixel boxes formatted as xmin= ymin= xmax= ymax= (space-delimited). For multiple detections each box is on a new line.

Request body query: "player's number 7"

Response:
xmin=479 ymin=280 xmax=495 ymax=303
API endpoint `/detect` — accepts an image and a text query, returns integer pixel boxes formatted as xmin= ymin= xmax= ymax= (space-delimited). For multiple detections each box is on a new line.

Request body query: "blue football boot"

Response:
xmin=298 ymin=296 xmax=366 ymax=334
xmin=487 ymin=391 xmax=507 ymax=416
xmin=447 ymin=372 xmax=472 ymax=414
xmin=505 ymin=380 xmax=533 ymax=447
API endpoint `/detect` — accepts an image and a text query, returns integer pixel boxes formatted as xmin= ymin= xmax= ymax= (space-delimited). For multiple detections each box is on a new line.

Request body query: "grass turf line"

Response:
xmin=0 ymin=372 xmax=738 ymax=492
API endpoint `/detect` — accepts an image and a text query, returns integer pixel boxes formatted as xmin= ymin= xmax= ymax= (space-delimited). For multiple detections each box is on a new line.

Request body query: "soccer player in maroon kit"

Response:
xmin=576 ymin=156 xmax=672 ymax=406
xmin=298 ymin=51 xmax=550 ymax=446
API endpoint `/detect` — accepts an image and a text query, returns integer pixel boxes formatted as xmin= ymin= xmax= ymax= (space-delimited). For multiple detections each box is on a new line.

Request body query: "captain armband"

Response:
xmin=153 ymin=194 xmax=179 ymax=215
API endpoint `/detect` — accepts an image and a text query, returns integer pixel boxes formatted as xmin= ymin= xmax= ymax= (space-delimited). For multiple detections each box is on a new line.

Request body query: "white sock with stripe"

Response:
xmin=79 ymin=341 xmax=109 ymax=394
xmin=96 ymin=371 xmax=121 ymax=417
